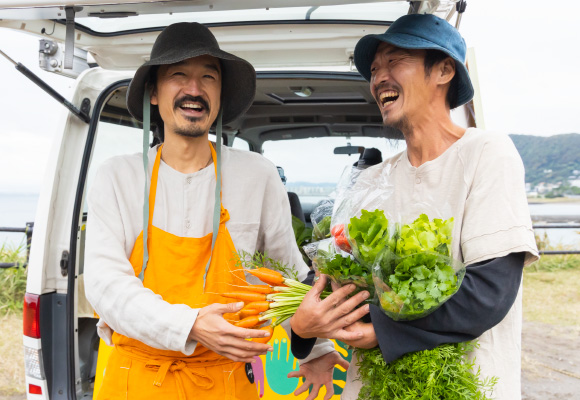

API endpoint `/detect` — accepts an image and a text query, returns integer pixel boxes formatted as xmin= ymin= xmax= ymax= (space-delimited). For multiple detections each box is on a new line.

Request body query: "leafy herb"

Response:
xmin=377 ymin=214 xmax=461 ymax=319
xmin=357 ymin=342 xmax=497 ymax=400
xmin=312 ymin=215 xmax=332 ymax=241
xmin=348 ymin=209 xmax=395 ymax=265
xmin=318 ymin=254 xmax=374 ymax=299
xmin=292 ymin=215 xmax=313 ymax=264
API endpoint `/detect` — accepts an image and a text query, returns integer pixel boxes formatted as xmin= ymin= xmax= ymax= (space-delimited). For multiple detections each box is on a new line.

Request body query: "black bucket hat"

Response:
xmin=354 ymin=14 xmax=474 ymax=109
xmin=127 ymin=22 xmax=256 ymax=125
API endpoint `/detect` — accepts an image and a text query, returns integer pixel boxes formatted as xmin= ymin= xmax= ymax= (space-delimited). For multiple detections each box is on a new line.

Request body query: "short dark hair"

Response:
xmin=147 ymin=65 xmax=165 ymax=144
xmin=423 ymin=49 xmax=459 ymax=109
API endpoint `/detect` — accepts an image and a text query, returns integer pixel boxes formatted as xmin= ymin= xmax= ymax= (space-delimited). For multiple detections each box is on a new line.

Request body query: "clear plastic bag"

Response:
xmin=371 ymin=214 xmax=466 ymax=321
xmin=310 ymin=200 xmax=334 ymax=242
xmin=330 ymin=164 xmax=394 ymax=256
xmin=305 ymin=238 xmax=375 ymax=302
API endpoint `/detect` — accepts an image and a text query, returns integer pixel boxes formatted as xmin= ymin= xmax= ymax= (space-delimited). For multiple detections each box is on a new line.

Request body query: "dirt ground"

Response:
xmin=521 ymin=321 xmax=580 ymax=400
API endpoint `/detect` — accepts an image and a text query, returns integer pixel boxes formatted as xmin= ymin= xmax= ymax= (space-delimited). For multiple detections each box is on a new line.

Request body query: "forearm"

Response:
xmin=371 ymin=252 xmax=525 ymax=363
xmin=85 ymin=198 xmax=199 ymax=354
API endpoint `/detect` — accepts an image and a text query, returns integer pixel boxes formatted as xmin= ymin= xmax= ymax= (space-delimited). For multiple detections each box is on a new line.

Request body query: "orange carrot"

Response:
xmin=221 ymin=292 xmax=267 ymax=302
xmin=242 ymin=301 xmax=270 ymax=313
xmin=227 ymin=284 xmax=274 ymax=294
xmin=240 ymin=309 xmax=260 ymax=319
xmin=246 ymin=268 xmax=285 ymax=286
xmin=223 ymin=311 xmax=241 ymax=323
xmin=244 ymin=285 xmax=275 ymax=294
xmin=252 ymin=326 xmax=274 ymax=344
xmin=235 ymin=315 xmax=263 ymax=328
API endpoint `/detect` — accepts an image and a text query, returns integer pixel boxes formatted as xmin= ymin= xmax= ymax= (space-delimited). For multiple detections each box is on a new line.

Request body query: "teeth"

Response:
xmin=182 ymin=103 xmax=202 ymax=110
xmin=379 ymin=90 xmax=398 ymax=100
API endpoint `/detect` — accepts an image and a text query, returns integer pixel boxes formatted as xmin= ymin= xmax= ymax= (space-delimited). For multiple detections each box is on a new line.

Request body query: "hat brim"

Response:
xmin=126 ymin=47 xmax=256 ymax=125
xmin=354 ymin=33 xmax=474 ymax=109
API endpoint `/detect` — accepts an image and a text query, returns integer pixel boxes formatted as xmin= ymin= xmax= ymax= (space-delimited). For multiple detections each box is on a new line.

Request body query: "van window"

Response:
xmin=232 ymin=137 xmax=250 ymax=151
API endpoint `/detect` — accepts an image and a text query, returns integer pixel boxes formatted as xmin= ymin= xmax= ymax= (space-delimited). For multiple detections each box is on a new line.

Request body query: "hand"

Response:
xmin=290 ymin=274 xmax=370 ymax=342
xmin=189 ymin=302 xmax=273 ymax=363
xmin=341 ymin=321 xmax=378 ymax=349
xmin=288 ymin=351 xmax=349 ymax=400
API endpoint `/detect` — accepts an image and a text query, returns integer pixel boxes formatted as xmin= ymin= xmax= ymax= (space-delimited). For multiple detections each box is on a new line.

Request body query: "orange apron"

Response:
xmin=97 ymin=143 xmax=259 ymax=400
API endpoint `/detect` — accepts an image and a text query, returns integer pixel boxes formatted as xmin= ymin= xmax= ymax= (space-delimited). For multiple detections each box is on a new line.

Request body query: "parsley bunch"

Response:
xmin=357 ymin=342 xmax=497 ymax=400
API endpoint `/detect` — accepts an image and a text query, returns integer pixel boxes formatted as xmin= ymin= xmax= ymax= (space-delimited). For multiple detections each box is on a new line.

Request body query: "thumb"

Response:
xmin=309 ymin=274 xmax=327 ymax=298
xmin=217 ymin=302 xmax=244 ymax=314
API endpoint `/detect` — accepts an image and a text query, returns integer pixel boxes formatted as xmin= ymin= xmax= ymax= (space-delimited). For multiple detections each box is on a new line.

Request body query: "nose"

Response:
xmin=371 ymin=64 xmax=390 ymax=94
xmin=182 ymin=76 xmax=204 ymax=97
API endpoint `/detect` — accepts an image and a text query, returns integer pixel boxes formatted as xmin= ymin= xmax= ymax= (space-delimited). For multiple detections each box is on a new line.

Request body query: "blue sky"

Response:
xmin=0 ymin=0 xmax=579 ymax=194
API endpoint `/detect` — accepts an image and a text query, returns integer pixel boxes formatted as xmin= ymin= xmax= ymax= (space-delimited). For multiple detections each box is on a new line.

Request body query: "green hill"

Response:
xmin=509 ymin=133 xmax=580 ymax=186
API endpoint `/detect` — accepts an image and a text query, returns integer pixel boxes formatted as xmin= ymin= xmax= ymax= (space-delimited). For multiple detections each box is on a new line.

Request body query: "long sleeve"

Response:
xmin=257 ymin=164 xmax=336 ymax=363
xmin=85 ymin=158 xmax=200 ymax=354
xmin=370 ymin=252 xmax=525 ymax=363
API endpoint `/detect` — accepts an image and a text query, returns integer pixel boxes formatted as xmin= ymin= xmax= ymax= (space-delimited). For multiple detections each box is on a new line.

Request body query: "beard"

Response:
xmin=384 ymin=113 xmax=411 ymax=138
xmin=174 ymin=117 xmax=207 ymax=138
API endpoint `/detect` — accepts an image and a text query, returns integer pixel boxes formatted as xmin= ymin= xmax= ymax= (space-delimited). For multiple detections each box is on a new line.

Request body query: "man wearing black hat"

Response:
xmin=291 ymin=14 xmax=538 ymax=400
xmin=85 ymin=22 xmax=366 ymax=399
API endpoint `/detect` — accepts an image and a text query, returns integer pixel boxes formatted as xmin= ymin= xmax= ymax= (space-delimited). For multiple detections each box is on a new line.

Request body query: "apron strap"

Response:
xmin=139 ymin=90 xmax=151 ymax=281
xmin=139 ymin=93 xmax=224 ymax=286
xmin=203 ymin=109 xmax=223 ymax=291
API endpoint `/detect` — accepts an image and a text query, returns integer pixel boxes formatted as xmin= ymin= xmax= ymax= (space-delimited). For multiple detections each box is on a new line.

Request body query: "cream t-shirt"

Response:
xmin=342 ymin=128 xmax=538 ymax=400
xmin=85 ymin=145 xmax=334 ymax=362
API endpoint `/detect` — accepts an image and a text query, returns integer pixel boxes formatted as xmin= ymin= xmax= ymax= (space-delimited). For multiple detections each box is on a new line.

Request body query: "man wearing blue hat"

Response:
xmin=291 ymin=13 xmax=538 ymax=400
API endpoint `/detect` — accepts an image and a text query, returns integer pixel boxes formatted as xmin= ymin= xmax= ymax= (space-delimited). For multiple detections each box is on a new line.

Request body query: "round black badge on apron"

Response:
xmin=245 ymin=363 xmax=254 ymax=384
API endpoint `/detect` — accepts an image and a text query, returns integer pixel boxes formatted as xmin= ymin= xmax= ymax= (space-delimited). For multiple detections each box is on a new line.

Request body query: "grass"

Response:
xmin=0 ymin=243 xmax=28 ymax=397
xmin=522 ymin=234 xmax=580 ymax=326
xmin=0 ymin=243 xmax=27 ymax=316
xmin=0 ymin=313 xmax=25 ymax=397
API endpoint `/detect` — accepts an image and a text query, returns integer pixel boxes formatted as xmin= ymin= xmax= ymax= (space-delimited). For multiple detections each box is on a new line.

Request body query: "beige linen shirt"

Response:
xmin=342 ymin=128 xmax=539 ymax=400
xmin=85 ymin=145 xmax=334 ymax=362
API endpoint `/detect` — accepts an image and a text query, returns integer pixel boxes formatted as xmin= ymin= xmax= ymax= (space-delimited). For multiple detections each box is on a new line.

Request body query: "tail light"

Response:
xmin=23 ymin=293 xmax=40 ymax=338
xmin=23 ymin=293 xmax=46 ymax=383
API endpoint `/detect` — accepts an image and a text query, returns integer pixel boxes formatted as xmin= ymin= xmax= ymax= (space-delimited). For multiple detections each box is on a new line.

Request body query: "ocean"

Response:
xmin=1 ymin=193 xmax=579 ymax=250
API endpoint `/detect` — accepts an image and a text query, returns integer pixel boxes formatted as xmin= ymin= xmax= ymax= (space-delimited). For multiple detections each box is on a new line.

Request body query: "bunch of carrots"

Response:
xmin=222 ymin=268 xmax=329 ymax=343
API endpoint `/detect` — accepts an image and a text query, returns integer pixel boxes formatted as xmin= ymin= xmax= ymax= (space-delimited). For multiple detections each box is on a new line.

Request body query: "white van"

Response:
xmin=0 ymin=1 xmax=479 ymax=399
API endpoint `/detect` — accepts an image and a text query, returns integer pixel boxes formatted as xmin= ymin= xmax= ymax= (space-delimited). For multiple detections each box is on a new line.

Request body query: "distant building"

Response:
xmin=570 ymin=179 xmax=580 ymax=188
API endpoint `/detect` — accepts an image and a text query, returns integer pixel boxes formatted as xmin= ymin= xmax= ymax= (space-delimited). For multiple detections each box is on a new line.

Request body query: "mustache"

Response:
xmin=174 ymin=95 xmax=210 ymax=112
xmin=373 ymin=82 xmax=400 ymax=100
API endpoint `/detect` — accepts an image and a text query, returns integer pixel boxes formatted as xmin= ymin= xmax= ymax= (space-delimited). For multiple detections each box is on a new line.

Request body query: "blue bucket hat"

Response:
xmin=354 ymin=13 xmax=474 ymax=109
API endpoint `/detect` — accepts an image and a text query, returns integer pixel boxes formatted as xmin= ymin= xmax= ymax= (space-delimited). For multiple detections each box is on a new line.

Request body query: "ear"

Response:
xmin=438 ymin=57 xmax=456 ymax=86
xmin=149 ymin=83 xmax=158 ymax=106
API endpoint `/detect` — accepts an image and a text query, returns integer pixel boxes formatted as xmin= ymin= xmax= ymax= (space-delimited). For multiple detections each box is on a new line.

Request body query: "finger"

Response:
xmin=332 ymin=294 xmax=370 ymax=320
xmin=215 ymin=301 xmax=245 ymax=315
xmin=336 ymin=303 xmax=370 ymax=326
xmin=225 ymin=336 xmax=273 ymax=353
xmin=332 ymin=329 xmax=364 ymax=343
xmin=287 ymin=370 xmax=305 ymax=379
xmin=305 ymin=383 xmax=322 ymax=400
xmin=330 ymin=281 xmax=341 ymax=292
xmin=293 ymin=379 xmax=311 ymax=396
xmin=218 ymin=343 xmax=271 ymax=362
xmin=308 ymin=273 xmax=328 ymax=299
xmin=232 ymin=326 xmax=272 ymax=340
xmin=323 ymin=381 xmax=334 ymax=400
xmin=322 ymin=283 xmax=357 ymax=308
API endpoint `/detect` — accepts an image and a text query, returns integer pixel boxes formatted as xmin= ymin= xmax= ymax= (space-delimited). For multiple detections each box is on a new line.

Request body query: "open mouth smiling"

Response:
xmin=378 ymin=90 xmax=400 ymax=108
xmin=175 ymin=96 xmax=210 ymax=118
